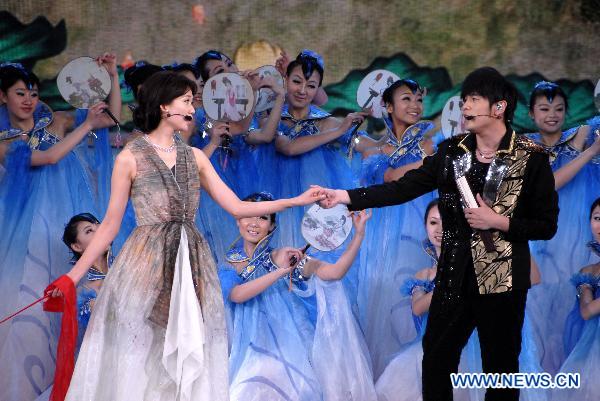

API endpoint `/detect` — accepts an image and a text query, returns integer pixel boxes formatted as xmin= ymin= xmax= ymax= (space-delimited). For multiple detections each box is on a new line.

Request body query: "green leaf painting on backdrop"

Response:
xmin=1 ymin=11 xmax=596 ymax=131
xmin=0 ymin=11 xmax=66 ymax=70
xmin=323 ymin=53 xmax=597 ymax=133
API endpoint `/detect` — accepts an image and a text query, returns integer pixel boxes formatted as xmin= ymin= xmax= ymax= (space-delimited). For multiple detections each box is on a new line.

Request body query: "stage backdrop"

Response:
xmin=2 ymin=0 xmax=599 ymax=131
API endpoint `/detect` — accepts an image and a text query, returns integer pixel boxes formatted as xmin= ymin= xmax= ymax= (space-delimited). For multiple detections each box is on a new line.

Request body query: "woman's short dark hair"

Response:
xmin=382 ymin=79 xmax=425 ymax=106
xmin=590 ymin=197 xmax=600 ymax=219
xmin=133 ymin=71 xmax=197 ymax=133
xmin=62 ymin=212 xmax=100 ymax=259
xmin=424 ymin=198 xmax=440 ymax=225
xmin=0 ymin=62 xmax=40 ymax=93
xmin=243 ymin=192 xmax=276 ymax=224
xmin=193 ymin=50 xmax=233 ymax=82
xmin=286 ymin=53 xmax=324 ymax=87
xmin=123 ymin=61 xmax=163 ymax=100
xmin=461 ymin=67 xmax=517 ymax=123
xmin=163 ymin=62 xmax=200 ymax=80
xmin=528 ymin=81 xmax=569 ymax=112
xmin=123 ymin=62 xmax=164 ymax=100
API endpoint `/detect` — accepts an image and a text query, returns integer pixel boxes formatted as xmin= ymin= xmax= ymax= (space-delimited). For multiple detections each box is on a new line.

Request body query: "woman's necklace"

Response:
xmin=145 ymin=135 xmax=176 ymax=153
xmin=87 ymin=265 xmax=107 ymax=281
xmin=476 ymin=148 xmax=496 ymax=160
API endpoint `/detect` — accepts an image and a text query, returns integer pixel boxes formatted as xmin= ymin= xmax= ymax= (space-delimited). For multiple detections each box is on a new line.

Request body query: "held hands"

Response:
xmin=309 ymin=185 xmax=349 ymax=209
xmin=464 ymin=194 xmax=505 ymax=230
xmin=351 ymin=209 xmax=372 ymax=236
xmin=292 ymin=186 xmax=327 ymax=206
xmin=271 ymin=247 xmax=303 ymax=275
xmin=97 ymin=53 xmax=118 ymax=78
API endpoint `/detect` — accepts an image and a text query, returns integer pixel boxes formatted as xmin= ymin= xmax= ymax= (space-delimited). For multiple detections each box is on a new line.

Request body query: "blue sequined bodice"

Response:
xmin=384 ymin=120 xmax=435 ymax=167
xmin=226 ymin=232 xmax=306 ymax=285
xmin=28 ymin=128 xmax=60 ymax=151
xmin=570 ymin=271 xmax=600 ymax=299
xmin=0 ymin=102 xmax=58 ymax=150
xmin=524 ymin=127 xmax=580 ymax=167
xmin=278 ymin=104 xmax=331 ymax=141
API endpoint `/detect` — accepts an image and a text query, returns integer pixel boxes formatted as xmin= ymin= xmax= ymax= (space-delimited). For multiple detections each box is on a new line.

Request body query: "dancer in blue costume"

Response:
xmin=274 ymin=51 xmax=366 ymax=244
xmin=524 ymin=82 xmax=600 ymax=373
xmin=192 ymin=50 xmax=286 ymax=261
xmin=62 ymin=213 xmax=113 ymax=351
xmin=376 ymin=200 xmax=547 ymax=401
xmin=34 ymin=212 xmax=113 ymax=401
xmin=194 ymin=51 xmax=329 ymax=198
xmin=218 ymin=192 xmax=376 ymax=401
xmin=352 ymin=78 xmax=437 ymax=376
xmin=0 ymin=58 xmax=120 ymax=401
xmin=376 ymin=199 xmax=469 ymax=401
xmin=551 ymin=198 xmax=600 ymax=401
xmin=77 ymin=54 xmax=121 ymax=216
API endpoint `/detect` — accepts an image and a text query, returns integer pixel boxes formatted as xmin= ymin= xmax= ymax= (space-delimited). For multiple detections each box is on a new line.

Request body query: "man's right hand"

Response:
xmin=311 ymin=186 xmax=351 ymax=208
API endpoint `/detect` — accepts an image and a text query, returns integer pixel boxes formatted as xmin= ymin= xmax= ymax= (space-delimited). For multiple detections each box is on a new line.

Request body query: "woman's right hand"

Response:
xmin=292 ymin=186 xmax=327 ymax=207
xmin=240 ymin=70 xmax=262 ymax=91
xmin=97 ymin=53 xmax=118 ymax=79
xmin=339 ymin=111 xmax=368 ymax=134
xmin=47 ymin=270 xmax=81 ymax=298
xmin=275 ymin=51 xmax=291 ymax=77
xmin=207 ymin=121 xmax=230 ymax=144
xmin=259 ymin=75 xmax=286 ymax=98
xmin=84 ymin=102 xmax=114 ymax=130
xmin=351 ymin=209 xmax=372 ymax=236
xmin=48 ymin=287 xmax=63 ymax=298
xmin=590 ymin=128 xmax=600 ymax=155
xmin=272 ymin=247 xmax=303 ymax=273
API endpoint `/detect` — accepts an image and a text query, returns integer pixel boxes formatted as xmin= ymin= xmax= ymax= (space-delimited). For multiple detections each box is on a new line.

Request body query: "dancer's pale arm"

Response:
xmin=193 ymin=147 xmax=323 ymax=218
xmin=65 ymin=151 xmax=134 ymax=286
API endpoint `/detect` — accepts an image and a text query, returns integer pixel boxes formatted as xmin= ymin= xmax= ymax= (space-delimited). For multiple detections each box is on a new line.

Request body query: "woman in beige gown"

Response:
xmin=54 ymin=71 xmax=321 ymax=401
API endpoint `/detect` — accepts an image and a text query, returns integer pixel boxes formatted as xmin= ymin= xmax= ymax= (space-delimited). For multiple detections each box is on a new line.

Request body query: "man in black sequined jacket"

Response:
xmin=316 ymin=67 xmax=558 ymax=401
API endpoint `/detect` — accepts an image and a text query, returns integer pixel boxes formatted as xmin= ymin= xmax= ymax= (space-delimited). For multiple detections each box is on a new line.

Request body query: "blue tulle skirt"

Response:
xmin=269 ymin=139 xmax=361 ymax=312
xmin=527 ymin=124 xmax=600 ymax=373
xmin=552 ymin=314 xmax=600 ymax=400
xmin=0 ymin=138 xmax=101 ymax=401
xmin=273 ymin=142 xmax=358 ymax=247
xmin=218 ymin=264 xmax=376 ymax=401
xmin=357 ymin=151 xmax=436 ymax=377
xmin=195 ymin=134 xmax=261 ymax=264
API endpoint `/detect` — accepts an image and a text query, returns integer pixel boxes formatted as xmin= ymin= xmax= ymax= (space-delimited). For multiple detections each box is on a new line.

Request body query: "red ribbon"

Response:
xmin=0 ymin=295 xmax=49 ymax=325
xmin=43 ymin=275 xmax=77 ymax=401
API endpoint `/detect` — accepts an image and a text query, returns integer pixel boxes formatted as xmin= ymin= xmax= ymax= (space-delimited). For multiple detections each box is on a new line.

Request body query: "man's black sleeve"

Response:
xmin=504 ymin=152 xmax=559 ymax=242
xmin=347 ymin=143 xmax=442 ymax=211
